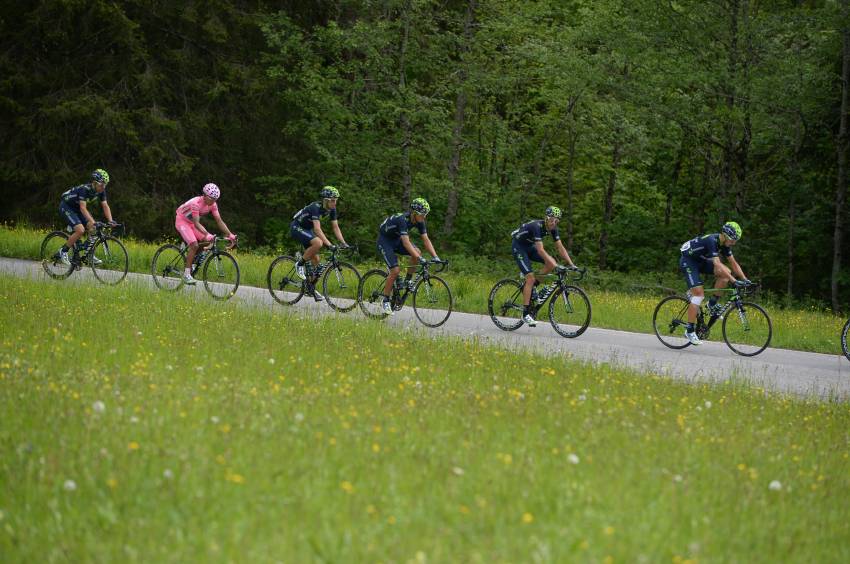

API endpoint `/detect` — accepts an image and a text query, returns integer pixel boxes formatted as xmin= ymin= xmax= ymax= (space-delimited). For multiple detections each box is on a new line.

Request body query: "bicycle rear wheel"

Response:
xmin=412 ymin=275 xmax=453 ymax=327
xmin=722 ymin=301 xmax=772 ymax=356
xmin=548 ymin=285 xmax=591 ymax=338
xmin=652 ymin=295 xmax=692 ymax=349
xmin=40 ymin=231 xmax=74 ymax=279
xmin=203 ymin=251 xmax=240 ymax=300
xmin=322 ymin=261 xmax=361 ymax=313
xmin=90 ymin=236 xmax=129 ymax=285
xmin=358 ymin=269 xmax=390 ymax=319
xmin=267 ymin=255 xmax=304 ymax=305
xmin=151 ymin=244 xmax=185 ymax=291
xmin=842 ymin=318 xmax=850 ymax=362
xmin=488 ymin=279 xmax=524 ymax=331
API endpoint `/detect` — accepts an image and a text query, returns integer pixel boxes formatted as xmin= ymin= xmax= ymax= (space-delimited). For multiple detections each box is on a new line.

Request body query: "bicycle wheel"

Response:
xmin=203 ymin=251 xmax=240 ymax=300
xmin=412 ymin=275 xmax=453 ymax=328
xmin=488 ymin=279 xmax=525 ymax=331
xmin=358 ymin=269 xmax=390 ymax=319
xmin=322 ymin=261 xmax=361 ymax=313
xmin=267 ymin=255 xmax=304 ymax=305
xmin=90 ymin=236 xmax=129 ymax=285
xmin=151 ymin=244 xmax=186 ymax=291
xmin=40 ymin=231 xmax=74 ymax=279
xmin=842 ymin=318 xmax=850 ymax=362
xmin=652 ymin=295 xmax=692 ymax=349
xmin=548 ymin=285 xmax=591 ymax=338
xmin=722 ymin=301 xmax=772 ymax=356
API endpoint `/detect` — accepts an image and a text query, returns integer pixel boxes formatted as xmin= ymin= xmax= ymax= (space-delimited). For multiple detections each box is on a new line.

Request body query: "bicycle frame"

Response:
xmin=389 ymin=259 xmax=448 ymax=310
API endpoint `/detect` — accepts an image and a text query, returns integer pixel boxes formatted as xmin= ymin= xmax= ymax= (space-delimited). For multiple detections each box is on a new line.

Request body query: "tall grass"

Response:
xmin=1 ymin=274 xmax=849 ymax=561
xmin=1 ymin=224 xmax=845 ymax=354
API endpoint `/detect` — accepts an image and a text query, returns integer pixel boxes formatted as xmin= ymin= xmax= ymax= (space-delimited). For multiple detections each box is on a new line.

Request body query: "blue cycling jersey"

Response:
xmin=60 ymin=183 xmax=106 ymax=210
xmin=679 ymin=233 xmax=733 ymax=261
xmin=379 ymin=212 xmax=426 ymax=240
xmin=511 ymin=219 xmax=559 ymax=246
xmin=291 ymin=201 xmax=337 ymax=229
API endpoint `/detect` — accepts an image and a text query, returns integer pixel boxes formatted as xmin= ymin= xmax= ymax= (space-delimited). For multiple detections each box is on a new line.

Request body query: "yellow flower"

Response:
xmin=604 ymin=525 xmax=615 ymax=536
xmin=107 ymin=477 xmax=118 ymax=489
xmin=522 ymin=512 xmax=534 ymax=524
xmin=128 ymin=441 xmax=140 ymax=451
xmin=341 ymin=480 xmax=355 ymax=494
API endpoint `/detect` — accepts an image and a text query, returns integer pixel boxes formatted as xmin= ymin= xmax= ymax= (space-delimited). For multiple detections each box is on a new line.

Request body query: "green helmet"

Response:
xmin=410 ymin=197 xmax=430 ymax=215
xmin=545 ymin=205 xmax=562 ymax=219
xmin=321 ymin=185 xmax=340 ymax=199
xmin=92 ymin=169 xmax=110 ymax=185
xmin=721 ymin=221 xmax=742 ymax=241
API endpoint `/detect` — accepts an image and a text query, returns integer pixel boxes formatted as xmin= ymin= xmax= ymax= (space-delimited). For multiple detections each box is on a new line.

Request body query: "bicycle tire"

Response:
xmin=652 ymin=295 xmax=692 ymax=349
xmin=90 ymin=236 xmax=129 ymax=285
xmin=548 ymin=285 xmax=591 ymax=338
xmin=842 ymin=318 xmax=850 ymax=362
xmin=722 ymin=301 xmax=772 ymax=356
xmin=267 ymin=255 xmax=304 ymax=305
xmin=151 ymin=244 xmax=186 ymax=291
xmin=412 ymin=275 xmax=453 ymax=328
xmin=322 ymin=261 xmax=361 ymax=313
xmin=203 ymin=251 xmax=240 ymax=300
xmin=40 ymin=231 xmax=75 ymax=279
xmin=488 ymin=278 xmax=525 ymax=331
xmin=358 ymin=269 xmax=390 ymax=319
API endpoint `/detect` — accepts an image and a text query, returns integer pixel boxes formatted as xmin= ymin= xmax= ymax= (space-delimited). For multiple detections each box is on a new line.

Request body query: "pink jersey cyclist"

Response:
xmin=176 ymin=195 xmax=219 ymax=245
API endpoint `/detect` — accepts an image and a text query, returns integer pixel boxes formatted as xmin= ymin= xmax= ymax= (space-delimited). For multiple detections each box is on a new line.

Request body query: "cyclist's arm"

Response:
xmin=534 ymin=240 xmax=557 ymax=268
xmin=213 ymin=215 xmax=234 ymax=239
xmin=420 ymin=233 xmax=438 ymax=260
xmin=101 ymin=201 xmax=114 ymax=223
xmin=554 ymin=240 xmax=575 ymax=267
xmin=726 ymin=255 xmax=746 ymax=280
xmin=311 ymin=219 xmax=333 ymax=247
xmin=330 ymin=220 xmax=348 ymax=247
xmin=78 ymin=201 xmax=96 ymax=229
xmin=192 ymin=214 xmax=211 ymax=237
xmin=400 ymin=234 xmax=421 ymax=259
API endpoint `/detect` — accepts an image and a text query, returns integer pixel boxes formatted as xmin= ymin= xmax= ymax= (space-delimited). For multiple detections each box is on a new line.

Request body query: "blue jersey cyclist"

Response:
xmin=56 ymin=168 xmax=118 ymax=266
xmin=511 ymin=206 xmax=576 ymax=327
xmin=678 ymin=221 xmax=750 ymax=345
xmin=291 ymin=186 xmax=350 ymax=301
xmin=376 ymin=197 xmax=442 ymax=315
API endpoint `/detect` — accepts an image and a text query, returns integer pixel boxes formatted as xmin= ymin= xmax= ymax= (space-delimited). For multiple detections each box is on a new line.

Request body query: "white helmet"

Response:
xmin=202 ymin=183 xmax=220 ymax=200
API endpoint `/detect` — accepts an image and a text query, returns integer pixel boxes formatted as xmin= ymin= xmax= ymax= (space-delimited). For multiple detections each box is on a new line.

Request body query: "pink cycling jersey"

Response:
xmin=175 ymin=196 xmax=220 ymax=245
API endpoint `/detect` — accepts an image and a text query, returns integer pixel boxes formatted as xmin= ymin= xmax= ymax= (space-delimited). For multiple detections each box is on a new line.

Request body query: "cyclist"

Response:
xmin=678 ymin=221 xmax=750 ymax=345
xmin=56 ymin=169 xmax=118 ymax=266
xmin=175 ymin=183 xmax=237 ymax=285
xmin=376 ymin=197 xmax=442 ymax=315
xmin=291 ymin=186 xmax=350 ymax=301
xmin=511 ymin=206 xmax=577 ymax=327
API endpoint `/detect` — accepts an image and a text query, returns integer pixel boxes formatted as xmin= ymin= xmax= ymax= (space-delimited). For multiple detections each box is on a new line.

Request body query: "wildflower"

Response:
xmin=210 ymin=416 xmax=220 ymax=424
xmin=704 ymin=400 xmax=712 ymax=409
xmin=341 ymin=480 xmax=355 ymax=494
xmin=63 ymin=479 xmax=77 ymax=492
xmin=92 ymin=400 xmax=105 ymax=414
xmin=294 ymin=412 xmax=304 ymax=423
xmin=107 ymin=477 xmax=118 ymax=489
xmin=452 ymin=467 xmax=464 ymax=476
xmin=769 ymin=480 xmax=782 ymax=491
xmin=128 ymin=441 xmax=140 ymax=450
xmin=567 ymin=454 xmax=580 ymax=465
xmin=522 ymin=512 xmax=534 ymax=524
xmin=163 ymin=469 xmax=174 ymax=480
xmin=604 ymin=526 xmax=615 ymax=536
xmin=268 ymin=358 xmax=275 ymax=364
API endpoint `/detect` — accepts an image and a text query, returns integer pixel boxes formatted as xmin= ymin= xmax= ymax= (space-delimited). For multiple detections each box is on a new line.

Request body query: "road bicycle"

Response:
xmin=151 ymin=236 xmax=240 ymax=300
xmin=653 ymin=281 xmax=771 ymax=356
xmin=842 ymin=317 xmax=850 ymax=362
xmin=267 ymin=245 xmax=361 ymax=312
xmin=488 ymin=265 xmax=591 ymax=338
xmin=40 ymin=222 xmax=128 ymax=285
xmin=358 ymin=259 xmax=452 ymax=327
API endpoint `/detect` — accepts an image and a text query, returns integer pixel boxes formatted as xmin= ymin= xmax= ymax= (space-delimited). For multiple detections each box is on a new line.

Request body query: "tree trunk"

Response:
xmin=599 ymin=129 xmax=622 ymax=270
xmin=565 ymin=125 xmax=578 ymax=250
xmin=398 ymin=3 xmax=412 ymax=207
xmin=833 ymin=0 xmax=850 ymax=312
xmin=442 ymin=0 xmax=477 ymax=239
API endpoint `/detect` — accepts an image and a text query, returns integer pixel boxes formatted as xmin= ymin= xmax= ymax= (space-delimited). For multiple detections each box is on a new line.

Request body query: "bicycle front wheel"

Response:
xmin=203 ymin=251 xmax=240 ymax=300
xmin=151 ymin=244 xmax=185 ymax=291
xmin=322 ymin=261 xmax=361 ymax=313
xmin=412 ymin=275 xmax=453 ymax=328
xmin=267 ymin=255 xmax=304 ymax=305
xmin=40 ymin=231 xmax=74 ymax=279
xmin=722 ymin=301 xmax=772 ymax=356
xmin=548 ymin=285 xmax=591 ymax=338
xmin=652 ymin=295 xmax=692 ymax=349
xmin=488 ymin=279 xmax=524 ymax=331
xmin=90 ymin=236 xmax=129 ymax=285
xmin=358 ymin=269 xmax=390 ymax=319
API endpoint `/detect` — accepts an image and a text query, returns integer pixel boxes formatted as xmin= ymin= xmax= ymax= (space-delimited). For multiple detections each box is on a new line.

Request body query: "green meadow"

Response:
xmin=1 ymin=274 xmax=848 ymax=562
xmin=1 ymin=224 xmax=845 ymax=355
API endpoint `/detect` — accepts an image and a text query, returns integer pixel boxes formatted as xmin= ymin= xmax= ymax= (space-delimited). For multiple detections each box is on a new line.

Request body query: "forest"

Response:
xmin=1 ymin=0 xmax=848 ymax=308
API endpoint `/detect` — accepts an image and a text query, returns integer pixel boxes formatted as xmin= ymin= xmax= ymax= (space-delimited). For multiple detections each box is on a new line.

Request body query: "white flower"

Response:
xmin=210 ymin=416 xmax=220 ymax=424
xmin=92 ymin=401 xmax=106 ymax=414
xmin=578 ymin=394 xmax=587 ymax=402
xmin=63 ymin=479 xmax=77 ymax=492
xmin=268 ymin=358 xmax=275 ymax=364
xmin=769 ymin=480 xmax=782 ymax=491
xmin=673 ymin=474 xmax=683 ymax=483
xmin=452 ymin=466 xmax=465 ymax=476
xmin=129 ymin=416 xmax=139 ymax=424
xmin=136 ymin=331 xmax=142 ymax=336
xmin=294 ymin=412 xmax=304 ymax=423
xmin=567 ymin=454 xmax=580 ymax=465
xmin=163 ymin=469 xmax=174 ymax=480
xmin=704 ymin=401 xmax=712 ymax=409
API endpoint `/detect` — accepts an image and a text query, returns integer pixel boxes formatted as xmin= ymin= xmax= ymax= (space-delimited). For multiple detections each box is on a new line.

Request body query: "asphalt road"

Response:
xmin=3 ymin=256 xmax=848 ymax=399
